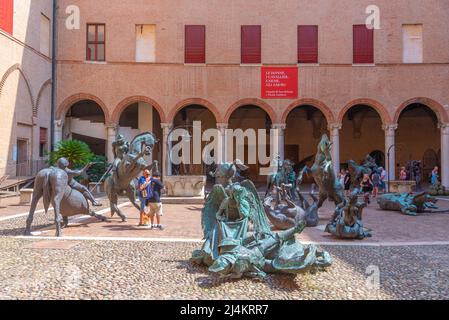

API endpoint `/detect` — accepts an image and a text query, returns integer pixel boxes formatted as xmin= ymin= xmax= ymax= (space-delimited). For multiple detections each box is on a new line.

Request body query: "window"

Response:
xmin=136 ymin=25 xmax=156 ymax=62
xmin=298 ymin=25 xmax=318 ymax=63
xmin=0 ymin=0 xmax=13 ymax=35
xmin=40 ymin=14 xmax=51 ymax=56
xmin=39 ymin=128 xmax=47 ymax=157
xmin=402 ymin=24 xmax=423 ymax=63
xmin=86 ymin=24 xmax=105 ymax=61
xmin=185 ymin=25 xmax=205 ymax=64
xmin=353 ymin=25 xmax=374 ymax=64
xmin=241 ymin=25 xmax=261 ymax=64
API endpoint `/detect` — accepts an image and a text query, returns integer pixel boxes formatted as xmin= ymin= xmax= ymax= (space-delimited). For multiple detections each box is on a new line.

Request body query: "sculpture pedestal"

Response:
xmin=163 ymin=175 xmax=206 ymax=197
xmin=389 ymin=180 xmax=416 ymax=193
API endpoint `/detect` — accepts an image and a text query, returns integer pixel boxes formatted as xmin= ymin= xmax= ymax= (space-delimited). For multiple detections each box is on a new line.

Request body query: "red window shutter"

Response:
xmin=0 ymin=0 xmax=13 ymax=35
xmin=298 ymin=25 xmax=318 ymax=63
xmin=40 ymin=128 xmax=48 ymax=143
xmin=185 ymin=25 xmax=205 ymax=63
xmin=241 ymin=25 xmax=261 ymax=64
xmin=353 ymin=25 xmax=374 ymax=64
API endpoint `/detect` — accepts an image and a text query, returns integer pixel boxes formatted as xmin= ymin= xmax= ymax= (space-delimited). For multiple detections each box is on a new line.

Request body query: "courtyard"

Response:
xmin=0 ymin=194 xmax=448 ymax=300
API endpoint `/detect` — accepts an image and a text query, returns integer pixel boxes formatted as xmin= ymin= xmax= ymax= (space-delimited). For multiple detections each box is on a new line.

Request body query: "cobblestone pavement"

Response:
xmin=0 ymin=238 xmax=448 ymax=300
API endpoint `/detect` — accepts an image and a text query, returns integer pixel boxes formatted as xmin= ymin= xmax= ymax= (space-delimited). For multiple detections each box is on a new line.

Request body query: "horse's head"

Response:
xmin=129 ymin=132 xmax=158 ymax=156
xmin=318 ymin=134 xmax=332 ymax=156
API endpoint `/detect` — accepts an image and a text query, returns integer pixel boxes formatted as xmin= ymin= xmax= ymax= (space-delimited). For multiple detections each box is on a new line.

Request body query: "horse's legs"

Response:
xmin=126 ymin=184 xmax=141 ymax=212
xmin=109 ymin=191 xmax=127 ymax=222
xmin=317 ymin=193 xmax=327 ymax=208
xmin=24 ymin=188 xmax=43 ymax=235
xmin=62 ymin=216 xmax=69 ymax=228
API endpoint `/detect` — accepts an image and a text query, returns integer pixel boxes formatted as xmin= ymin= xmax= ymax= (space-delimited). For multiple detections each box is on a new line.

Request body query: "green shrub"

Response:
xmin=48 ymin=140 xmax=94 ymax=168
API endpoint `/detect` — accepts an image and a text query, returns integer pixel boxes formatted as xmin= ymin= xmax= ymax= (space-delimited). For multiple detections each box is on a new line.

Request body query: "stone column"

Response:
xmin=161 ymin=123 xmax=173 ymax=177
xmin=328 ymin=123 xmax=341 ymax=174
xmin=216 ymin=123 xmax=228 ymax=163
xmin=439 ymin=123 xmax=449 ymax=188
xmin=383 ymin=124 xmax=397 ymax=181
xmin=271 ymin=123 xmax=286 ymax=161
xmin=106 ymin=125 xmax=117 ymax=163
xmin=54 ymin=119 xmax=64 ymax=145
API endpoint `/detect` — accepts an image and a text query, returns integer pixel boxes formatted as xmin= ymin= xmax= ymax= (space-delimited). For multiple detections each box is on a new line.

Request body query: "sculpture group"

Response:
xmin=191 ymin=162 xmax=332 ymax=279
xmin=25 ymin=132 xmax=157 ymax=237
xmin=23 ymin=129 xmax=442 ymax=281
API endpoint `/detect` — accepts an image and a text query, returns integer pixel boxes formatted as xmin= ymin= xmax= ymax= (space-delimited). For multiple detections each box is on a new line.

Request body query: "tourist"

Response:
xmin=360 ymin=174 xmax=373 ymax=205
xmin=371 ymin=169 xmax=381 ymax=198
xmin=147 ymin=171 xmax=165 ymax=230
xmin=344 ymin=170 xmax=352 ymax=195
xmin=431 ymin=166 xmax=439 ymax=186
xmin=137 ymin=169 xmax=152 ymax=226
xmin=399 ymin=167 xmax=407 ymax=181
xmin=338 ymin=169 xmax=346 ymax=188
xmin=379 ymin=167 xmax=387 ymax=193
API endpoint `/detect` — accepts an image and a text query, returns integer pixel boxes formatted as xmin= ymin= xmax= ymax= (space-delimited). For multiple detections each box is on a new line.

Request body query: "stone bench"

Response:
xmin=388 ymin=180 xmax=416 ymax=193
xmin=20 ymin=188 xmax=34 ymax=204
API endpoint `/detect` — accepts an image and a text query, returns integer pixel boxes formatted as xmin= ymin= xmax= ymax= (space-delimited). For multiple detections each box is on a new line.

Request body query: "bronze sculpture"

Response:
xmin=25 ymin=159 xmax=107 ymax=237
xmin=191 ymin=178 xmax=332 ymax=279
xmin=325 ymin=189 xmax=372 ymax=239
xmin=105 ymin=132 xmax=158 ymax=221
xmin=265 ymin=158 xmax=297 ymax=199
xmin=377 ymin=192 xmax=438 ymax=216
xmin=297 ymin=134 xmax=345 ymax=208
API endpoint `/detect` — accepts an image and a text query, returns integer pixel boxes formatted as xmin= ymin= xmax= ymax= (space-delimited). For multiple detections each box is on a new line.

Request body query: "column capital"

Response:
xmin=216 ymin=123 xmax=229 ymax=130
xmin=161 ymin=122 xmax=174 ymax=135
xmin=438 ymin=123 xmax=449 ymax=134
xmin=382 ymin=123 xmax=398 ymax=131
xmin=54 ymin=119 xmax=64 ymax=127
xmin=271 ymin=123 xmax=287 ymax=130
xmin=328 ymin=123 xmax=342 ymax=131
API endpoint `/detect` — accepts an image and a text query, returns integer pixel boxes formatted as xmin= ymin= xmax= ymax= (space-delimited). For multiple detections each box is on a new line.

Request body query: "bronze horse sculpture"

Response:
xmin=105 ymin=132 xmax=158 ymax=222
xmin=25 ymin=165 xmax=107 ymax=237
xmin=297 ymin=134 xmax=345 ymax=208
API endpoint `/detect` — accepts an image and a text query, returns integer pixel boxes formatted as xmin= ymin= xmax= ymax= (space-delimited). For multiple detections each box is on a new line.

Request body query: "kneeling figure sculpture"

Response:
xmin=325 ymin=189 xmax=372 ymax=240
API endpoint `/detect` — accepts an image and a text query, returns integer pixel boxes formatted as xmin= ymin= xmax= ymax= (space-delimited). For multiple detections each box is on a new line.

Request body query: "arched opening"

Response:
xmin=285 ymin=105 xmax=329 ymax=173
xmin=172 ymin=104 xmax=217 ymax=175
xmin=396 ymin=103 xmax=440 ymax=180
xmin=63 ymin=100 xmax=106 ymax=156
xmin=340 ymin=104 xmax=385 ymax=168
xmin=228 ymin=105 xmax=273 ymax=183
xmin=117 ymin=101 xmax=163 ymax=169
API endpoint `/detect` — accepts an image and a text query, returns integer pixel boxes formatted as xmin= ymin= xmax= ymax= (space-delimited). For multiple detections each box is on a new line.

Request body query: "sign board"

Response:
xmin=261 ymin=67 xmax=298 ymax=99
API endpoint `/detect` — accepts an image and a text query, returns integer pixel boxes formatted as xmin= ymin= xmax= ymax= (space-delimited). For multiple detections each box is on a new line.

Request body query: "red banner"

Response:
xmin=261 ymin=67 xmax=298 ymax=99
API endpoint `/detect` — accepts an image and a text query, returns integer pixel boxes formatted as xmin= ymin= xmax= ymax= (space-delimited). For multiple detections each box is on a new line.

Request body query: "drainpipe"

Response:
xmin=50 ymin=0 xmax=58 ymax=151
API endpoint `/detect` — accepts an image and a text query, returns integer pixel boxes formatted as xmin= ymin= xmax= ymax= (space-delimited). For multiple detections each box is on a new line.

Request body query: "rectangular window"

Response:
xmin=298 ymin=25 xmax=318 ymax=63
xmin=136 ymin=24 xmax=156 ymax=62
xmin=0 ymin=0 xmax=13 ymax=35
xmin=40 ymin=14 xmax=51 ymax=57
xmin=353 ymin=25 xmax=374 ymax=64
xmin=86 ymin=24 xmax=105 ymax=61
xmin=39 ymin=128 xmax=47 ymax=157
xmin=402 ymin=24 xmax=423 ymax=63
xmin=185 ymin=25 xmax=206 ymax=64
xmin=241 ymin=25 xmax=261 ymax=64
